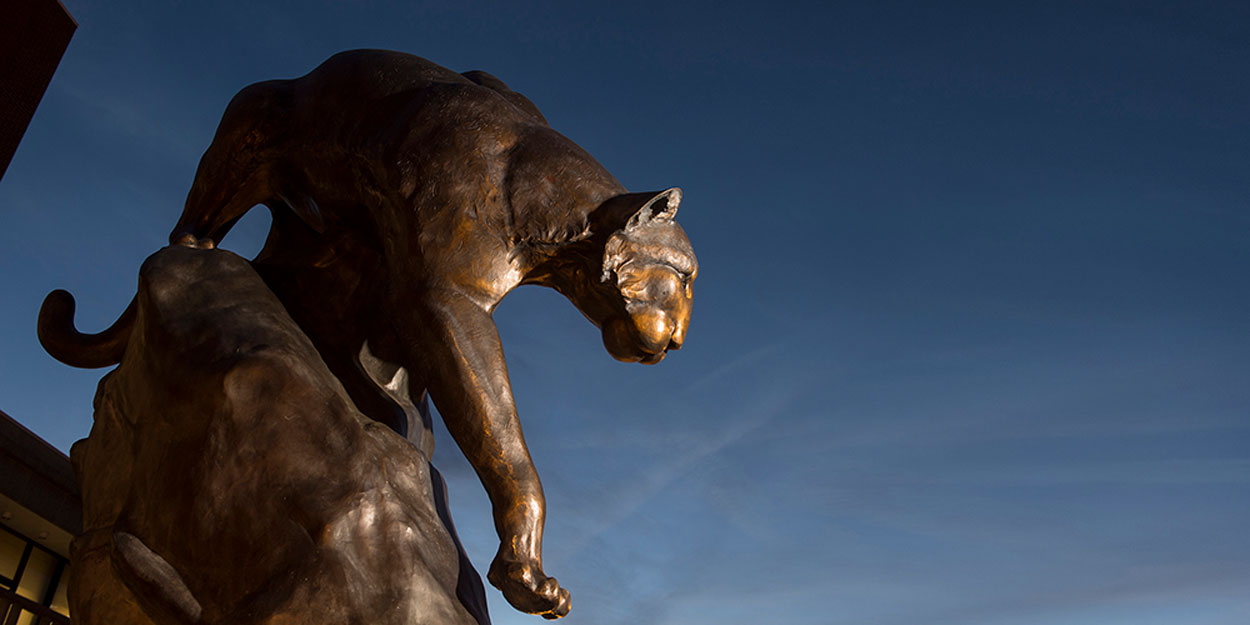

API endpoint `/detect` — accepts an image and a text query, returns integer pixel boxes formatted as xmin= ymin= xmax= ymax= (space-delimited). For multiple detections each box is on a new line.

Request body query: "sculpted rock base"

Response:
xmin=68 ymin=246 xmax=488 ymax=625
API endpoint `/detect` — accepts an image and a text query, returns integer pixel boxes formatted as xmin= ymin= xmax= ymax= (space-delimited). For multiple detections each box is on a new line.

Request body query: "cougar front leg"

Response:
xmin=410 ymin=289 xmax=571 ymax=620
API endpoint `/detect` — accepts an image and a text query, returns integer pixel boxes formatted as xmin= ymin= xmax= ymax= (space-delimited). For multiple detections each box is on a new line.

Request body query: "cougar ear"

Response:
xmin=590 ymin=188 xmax=683 ymax=240
xmin=626 ymin=188 xmax=681 ymax=230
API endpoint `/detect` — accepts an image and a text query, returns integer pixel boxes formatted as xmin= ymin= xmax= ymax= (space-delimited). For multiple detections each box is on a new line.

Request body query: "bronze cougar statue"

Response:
xmin=40 ymin=49 xmax=697 ymax=620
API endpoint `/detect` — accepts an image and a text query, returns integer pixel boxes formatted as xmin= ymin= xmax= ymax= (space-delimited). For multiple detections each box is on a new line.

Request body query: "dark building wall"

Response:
xmin=0 ymin=411 xmax=80 ymax=537
xmin=0 ymin=410 xmax=78 ymax=620
xmin=0 ymin=0 xmax=76 ymax=180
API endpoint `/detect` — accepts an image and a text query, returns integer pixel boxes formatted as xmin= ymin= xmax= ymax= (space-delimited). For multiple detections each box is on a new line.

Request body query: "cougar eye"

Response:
xmin=617 ymin=277 xmax=647 ymax=301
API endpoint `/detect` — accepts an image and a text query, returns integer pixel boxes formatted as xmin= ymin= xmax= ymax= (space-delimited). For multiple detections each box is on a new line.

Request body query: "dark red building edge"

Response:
xmin=0 ymin=0 xmax=77 ymax=181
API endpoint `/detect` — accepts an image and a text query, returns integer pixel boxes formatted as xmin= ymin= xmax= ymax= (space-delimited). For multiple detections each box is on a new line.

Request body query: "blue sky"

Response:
xmin=2 ymin=1 xmax=1248 ymax=624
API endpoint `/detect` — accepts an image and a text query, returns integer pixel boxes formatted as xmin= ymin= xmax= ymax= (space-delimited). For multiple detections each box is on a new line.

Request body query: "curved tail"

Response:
xmin=38 ymin=290 xmax=136 ymax=368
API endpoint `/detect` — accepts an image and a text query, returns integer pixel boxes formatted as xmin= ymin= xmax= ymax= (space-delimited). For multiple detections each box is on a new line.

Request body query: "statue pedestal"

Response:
xmin=69 ymin=246 xmax=487 ymax=625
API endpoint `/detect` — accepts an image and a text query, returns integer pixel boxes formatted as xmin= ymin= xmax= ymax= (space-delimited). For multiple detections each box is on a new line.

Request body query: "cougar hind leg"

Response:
xmin=174 ymin=81 xmax=292 ymax=247
xmin=172 ymin=165 xmax=275 ymax=247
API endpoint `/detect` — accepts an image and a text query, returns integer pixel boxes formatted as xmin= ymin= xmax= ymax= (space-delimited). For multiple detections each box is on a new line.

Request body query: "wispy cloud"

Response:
xmin=54 ymin=80 xmax=203 ymax=161
xmin=550 ymin=385 xmax=790 ymax=563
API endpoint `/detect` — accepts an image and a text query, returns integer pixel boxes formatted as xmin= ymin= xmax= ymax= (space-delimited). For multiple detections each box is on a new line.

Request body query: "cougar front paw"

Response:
xmin=488 ymin=555 xmax=571 ymax=619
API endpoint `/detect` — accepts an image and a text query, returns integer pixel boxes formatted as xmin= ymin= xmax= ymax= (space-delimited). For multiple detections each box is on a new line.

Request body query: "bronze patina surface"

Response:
xmin=40 ymin=50 xmax=697 ymax=620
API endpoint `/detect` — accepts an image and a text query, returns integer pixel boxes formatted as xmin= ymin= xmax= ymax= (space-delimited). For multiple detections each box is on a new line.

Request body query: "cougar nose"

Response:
xmin=667 ymin=329 xmax=684 ymax=351
xmin=669 ymin=319 xmax=687 ymax=350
